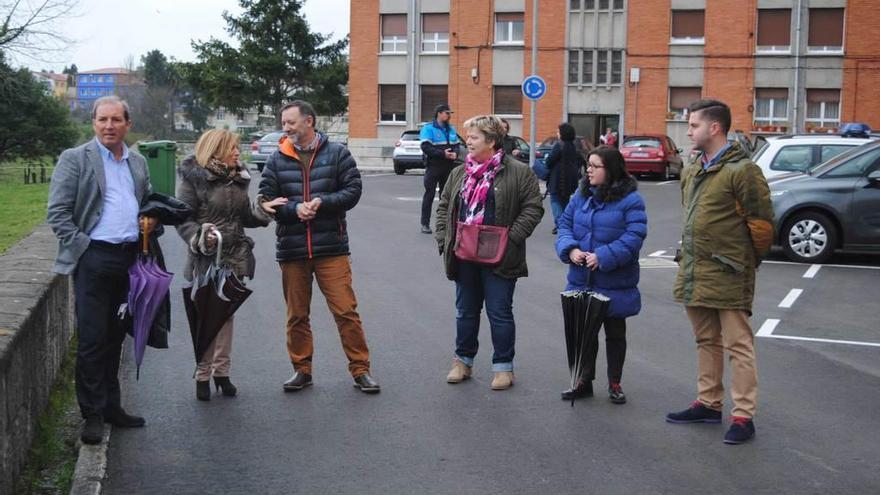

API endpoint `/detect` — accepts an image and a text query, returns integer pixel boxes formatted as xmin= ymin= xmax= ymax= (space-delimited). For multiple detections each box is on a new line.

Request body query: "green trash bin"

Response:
xmin=139 ymin=140 xmax=178 ymax=196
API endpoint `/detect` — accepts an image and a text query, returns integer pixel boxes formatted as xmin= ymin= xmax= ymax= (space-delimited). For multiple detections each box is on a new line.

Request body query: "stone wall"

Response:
xmin=0 ymin=225 xmax=75 ymax=495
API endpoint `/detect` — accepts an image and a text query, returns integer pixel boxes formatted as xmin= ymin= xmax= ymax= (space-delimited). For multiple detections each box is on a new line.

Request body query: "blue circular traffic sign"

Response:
xmin=522 ymin=75 xmax=547 ymax=101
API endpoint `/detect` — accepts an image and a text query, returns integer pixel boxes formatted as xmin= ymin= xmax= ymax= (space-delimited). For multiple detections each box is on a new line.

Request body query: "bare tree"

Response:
xmin=0 ymin=0 xmax=79 ymax=61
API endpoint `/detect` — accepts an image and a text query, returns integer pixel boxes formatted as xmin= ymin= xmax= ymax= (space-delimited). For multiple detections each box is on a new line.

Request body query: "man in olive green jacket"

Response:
xmin=666 ymin=100 xmax=773 ymax=446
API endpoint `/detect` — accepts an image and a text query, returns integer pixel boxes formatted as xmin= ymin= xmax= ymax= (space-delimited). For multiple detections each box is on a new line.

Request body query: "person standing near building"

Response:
xmin=543 ymin=123 xmax=585 ymax=233
xmin=259 ymin=100 xmax=381 ymax=394
xmin=419 ymin=103 xmax=460 ymax=234
xmin=47 ymin=96 xmax=155 ymax=444
xmin=665 ymin=99 xmax=773 ymax=445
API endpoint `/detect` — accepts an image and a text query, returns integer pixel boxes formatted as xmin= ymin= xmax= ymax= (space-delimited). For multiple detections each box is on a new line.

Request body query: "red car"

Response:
xmin=620 ymin=134 xmax=684 ymax=180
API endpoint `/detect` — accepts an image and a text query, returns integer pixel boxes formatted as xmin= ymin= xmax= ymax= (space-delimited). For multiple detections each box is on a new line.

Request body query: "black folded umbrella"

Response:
xmin=139 ymin=192 xmax=192 ymax=226
xmin=182 ymin=230 xmax=253 ymax=368
xmin=561 ymin=287 xmax=610 ymax=407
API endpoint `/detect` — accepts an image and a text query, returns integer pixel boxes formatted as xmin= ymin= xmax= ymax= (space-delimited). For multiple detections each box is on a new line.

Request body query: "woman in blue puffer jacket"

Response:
xmin=555 ymin=145 xmax=647 ymax=404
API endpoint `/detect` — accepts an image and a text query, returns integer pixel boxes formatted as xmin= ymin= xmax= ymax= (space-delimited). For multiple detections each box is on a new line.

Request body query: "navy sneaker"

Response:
xmin=665 ymin=401 xmax=722 ymax=424
xmin=723 ymin=417 xmax=756 ymax=445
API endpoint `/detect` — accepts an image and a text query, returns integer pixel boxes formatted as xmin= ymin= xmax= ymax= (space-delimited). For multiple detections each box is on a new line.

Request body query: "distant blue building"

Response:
xmin=76 ymin=68 xmax=136 ymax=111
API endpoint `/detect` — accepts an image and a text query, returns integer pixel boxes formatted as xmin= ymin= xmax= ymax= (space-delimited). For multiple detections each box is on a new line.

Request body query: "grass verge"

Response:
xmin=0 ymin=160 xmax=53 ymax=254
xmin=14 ymin=337 xmax=80 ymax=495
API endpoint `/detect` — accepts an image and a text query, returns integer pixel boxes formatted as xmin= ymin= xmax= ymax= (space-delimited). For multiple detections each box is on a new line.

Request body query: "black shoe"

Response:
xmin=283 ymin=372 xmax=313 ymax=392
xmin=196 ymin=380 xmax=211 ymax=401
xmin=353 ymin=373 xmax=381 ymax=393
xmin=561 ymin=379 xmax=593 ymax=400
xmin=214 ymin=376 xmax=237 ymax=397
xmin=552 ymin=226 xmax=558 ymax=235
xmin=724 ymin=417 xmax=756 ymax=445
xmin=81 ymin=415 xmax=104 ymax=445
xmin=665 ymin=401 xmax=722 ymax=424
xmin=608 ymin=383 xmax=627 ymax=404
xmin=103 ymin=407 xmax=146 ymax=427
xmin=421 ymin=224 xmax=433 ymax=234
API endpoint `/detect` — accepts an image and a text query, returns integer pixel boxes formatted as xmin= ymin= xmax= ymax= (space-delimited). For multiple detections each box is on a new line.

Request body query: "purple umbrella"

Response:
xmin=127 ymin=219 xmax=174 ymax=378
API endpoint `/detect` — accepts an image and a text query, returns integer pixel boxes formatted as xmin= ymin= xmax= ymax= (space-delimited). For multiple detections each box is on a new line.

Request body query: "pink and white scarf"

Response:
xmin=460 ymin=150 xmax=504 ymax=225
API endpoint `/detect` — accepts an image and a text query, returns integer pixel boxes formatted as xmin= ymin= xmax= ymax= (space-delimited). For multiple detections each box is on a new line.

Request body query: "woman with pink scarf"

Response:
xmin=435 ymin=115 xmax=544 ymax=390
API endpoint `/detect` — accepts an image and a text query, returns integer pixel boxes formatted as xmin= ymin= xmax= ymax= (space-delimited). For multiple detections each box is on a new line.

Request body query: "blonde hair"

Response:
xmin=194 ymin=129 xmax=241 ymax=167
xmin=462 ymin=115 xmax=505 ymax=150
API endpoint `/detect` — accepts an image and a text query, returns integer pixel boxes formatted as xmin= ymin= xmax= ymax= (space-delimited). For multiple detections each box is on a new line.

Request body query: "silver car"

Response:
xmin=393 ymin=130 xmax=425 ymax=175
xmin=250 ymin=131 xmax=285 ymax=172
xmin=769 ymin=140 xmax=880 ymax=263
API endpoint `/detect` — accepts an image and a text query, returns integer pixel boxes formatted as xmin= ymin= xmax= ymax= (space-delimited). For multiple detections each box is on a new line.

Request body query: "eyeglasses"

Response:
xmin=587 ymin=163 xmax=605 ymax=169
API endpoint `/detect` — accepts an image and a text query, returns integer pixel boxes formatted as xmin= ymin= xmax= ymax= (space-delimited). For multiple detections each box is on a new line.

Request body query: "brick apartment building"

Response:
xmin=348 ymin=0 xmax=880 ymax=165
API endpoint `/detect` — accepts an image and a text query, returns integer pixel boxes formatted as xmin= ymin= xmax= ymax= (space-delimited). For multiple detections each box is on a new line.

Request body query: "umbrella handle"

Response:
xmin=139 ymin=217 xmax=154 ymax=254
xmin=211 ymin=228 xmax=223 ymax=267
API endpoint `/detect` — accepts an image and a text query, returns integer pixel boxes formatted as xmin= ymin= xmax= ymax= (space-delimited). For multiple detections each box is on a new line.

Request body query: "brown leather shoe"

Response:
xmin=491 ymin=371 xmax=514 ymax=390
xmin=446 ymin=360 xmax=472 ymax=384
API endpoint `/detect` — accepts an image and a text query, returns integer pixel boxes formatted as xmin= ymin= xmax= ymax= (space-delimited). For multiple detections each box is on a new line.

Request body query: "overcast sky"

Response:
xmin=17 ymin=0 xmax=350 ymax=72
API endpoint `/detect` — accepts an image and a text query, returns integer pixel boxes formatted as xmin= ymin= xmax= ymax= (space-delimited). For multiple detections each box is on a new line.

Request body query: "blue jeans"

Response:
xmin=454 ymin=261 xmax=517 ymax=372
xmin=550 ymin=193 xmax=567 ymax=226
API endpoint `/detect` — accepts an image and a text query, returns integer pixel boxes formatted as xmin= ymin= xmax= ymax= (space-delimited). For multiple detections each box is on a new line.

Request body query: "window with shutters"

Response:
xmin=493 ymin=86 xmax=522 ymax=115
xmin=805 ymin=89 xmax=841 ymax=128
xmin=495 ymin=13 xmax=524 ymax=44
xmin=570 ymin=0 xmax=623 ymax=11
xmin=380 ymin=14 xmax=407 ymax=53
xmin=807 ymin=9 xmax=844 ymax=53
xmin=754 ymin=88 xmax=789 ymax=126
xmin=670 ymin=10 xmax=705 ymax=44
xmin=756 ymin=9 xmax=791 ymax=53
xmin=420 ymin=85 xmax=448 ymax=123
xmin=380 ymin=85 xmax=406 ymax=123
xmin=668 ymin=87 xmax=702 ymax=120
xmin=422 ymin=14 xmax=449 ymax=53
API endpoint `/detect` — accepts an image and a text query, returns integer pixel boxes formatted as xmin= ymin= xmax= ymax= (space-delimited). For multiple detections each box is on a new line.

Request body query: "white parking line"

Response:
xmin=756 ymin=318 xmax=780 ymax=337
xmin=803 ymin=264 xmax=821 ymax=278
xmin=779 ymin=289 xmax=803 ymax=308
xmin=763 ymin=260 xmax=880 ymax=270
xmin=655 ymin=180 xmax=679 ymax=186
xmin=763 ymin=334 xmax=880 ymax=348
xmin=396 ymin=197 xmax=437 ymax=201
xmin=648 ymin=250 xmax=667 ymax=257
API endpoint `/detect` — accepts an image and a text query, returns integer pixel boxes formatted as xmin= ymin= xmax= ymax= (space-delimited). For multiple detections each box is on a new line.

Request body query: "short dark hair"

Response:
xmin=280 ymin=100 xmax=317 ymax=127
xmin=688 ymin=99 xmax=731 ymax=135
xmin=558 ymin=122 xmax=576 ymax=142
xmin=91 ymin=96 xmax=131 ymax=122
xmin=589 ymin=145 xmax=628 ymax=185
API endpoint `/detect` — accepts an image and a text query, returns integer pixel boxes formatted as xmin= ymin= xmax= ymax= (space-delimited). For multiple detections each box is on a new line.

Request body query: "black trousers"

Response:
xmin=582 ymin=317 xmax=627 ymax=384
xmin=421 ymin=164 xmax=453 ymax=227
xmin=73 ymin=241 xmax=137 ymax=418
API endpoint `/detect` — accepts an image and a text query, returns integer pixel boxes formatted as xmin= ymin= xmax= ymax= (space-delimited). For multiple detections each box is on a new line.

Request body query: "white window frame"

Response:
xmin=756 ymin=44 xmax=791 ymax=55
xmin=806 ymin=44 xmax=844 ymax=55
xmin=381 ymin=35 xmax=407 ymax=54
xmin=421 ymin=31 xmax=449 ymax=54
xmin=670 ymin=11 xmax=705 ymax=46
xmin=216 ymin=108 xmax=225 ymax=121
xmin=568 ymin=49 xmax=623 ymax=87
xmin=494 ymin=17 xmax=524 ymax=45
xmin=805 ymin=101 xmax=841 ymax=128
xmin=379 ymin=86 xmax=407 ymax=124
xmin=754 ymin=96 xmax=789 ymax=126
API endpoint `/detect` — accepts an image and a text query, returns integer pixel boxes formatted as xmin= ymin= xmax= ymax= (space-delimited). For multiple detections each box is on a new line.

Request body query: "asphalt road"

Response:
xmin=104 ymin=172 xmax=880 ymax=494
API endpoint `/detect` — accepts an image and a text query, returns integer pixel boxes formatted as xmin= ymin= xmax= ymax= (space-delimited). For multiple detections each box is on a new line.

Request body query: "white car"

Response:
xmin=752 ymin=134 xmax=876 ymax=179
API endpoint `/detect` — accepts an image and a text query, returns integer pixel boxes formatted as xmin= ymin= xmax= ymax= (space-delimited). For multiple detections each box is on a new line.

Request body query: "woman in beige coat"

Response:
xmin=176 ymin=129 xmax=287 ymax=401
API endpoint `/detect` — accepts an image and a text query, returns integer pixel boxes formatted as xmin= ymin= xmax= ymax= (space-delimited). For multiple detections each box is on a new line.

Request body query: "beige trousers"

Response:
xmin=686 ymin=306 xmax=758 ymax=419
xmin=195 ymin=316 xmax=234 ymax=381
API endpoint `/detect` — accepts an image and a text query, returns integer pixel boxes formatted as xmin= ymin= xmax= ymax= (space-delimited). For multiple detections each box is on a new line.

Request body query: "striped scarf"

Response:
xmin=460 ymin=150 xmax=504 ymax=225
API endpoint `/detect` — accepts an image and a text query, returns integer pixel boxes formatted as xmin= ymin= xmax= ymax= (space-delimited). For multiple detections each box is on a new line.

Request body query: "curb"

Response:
xmin=68 ymin=424 xmax=111 ymax=495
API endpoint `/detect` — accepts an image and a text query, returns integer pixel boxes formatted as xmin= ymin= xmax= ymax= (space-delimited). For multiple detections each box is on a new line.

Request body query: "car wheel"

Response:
xmin=782 ymin=211 xmax=838 ymax=264
xmin=663 ymin=164 xmax=672 ymax=181
xmin=393 ymin=161 xmax=406 ymax=175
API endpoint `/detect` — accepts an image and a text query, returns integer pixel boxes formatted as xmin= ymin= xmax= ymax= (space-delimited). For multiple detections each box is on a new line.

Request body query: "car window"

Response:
xmin=770 ymin=145 xmax=814 ymax=172
xmin=514 ymin=137 xmax=529 ymax=151
xmin=260 ymin=132 xmax=284 ymax=142
xmin=400 ymin=132 xmax=421 ymax=141
xmin=822 ymin=147 xmax=880 ymax=178
xmin=819 ymin=145 xmax=853 ymax=163
xmin=623 ymin=137 xmax=661 ymax=148
xmin=668 ymin=137 xmax=678 ymax=152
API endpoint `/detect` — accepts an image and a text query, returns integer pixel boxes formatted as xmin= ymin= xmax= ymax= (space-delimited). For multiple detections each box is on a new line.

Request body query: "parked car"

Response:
xmin=769 ymin=140 xmax=880 ymax=263
xmin=250 ymin=131 xmax=285 ymax=172
xmin=392 ymin=130 xmax=425 ymax=175
xmin=753 ymin=134 xmax=876 ymax=180
xmin=532 ymin=135 xmax=591 ymax=170
xmin=620 ymin=134 xmax=684 ymax=180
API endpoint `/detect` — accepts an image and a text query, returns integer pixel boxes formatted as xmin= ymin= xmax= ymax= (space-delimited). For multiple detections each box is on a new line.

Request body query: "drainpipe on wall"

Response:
xmin=792 ymin=0 xmax=803 ymax=134
xmin=408 ymin=0 xmax=418 ymax=129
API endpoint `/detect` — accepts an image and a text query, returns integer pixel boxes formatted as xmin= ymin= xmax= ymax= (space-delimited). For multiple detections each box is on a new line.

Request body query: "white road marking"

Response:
xmin=803 ymin=264 xmax=822 ymax=279
xmin=395 ymin=197 xmax=437 ymax=201
xmin=363 ymin=173 xmax=396 ymax=178
xmin=779 ymin=289 xmax=803 ymax=308
xmin=762 ymin=334 xmax=880 ymax=348
xmin=756 ymin=318 xmax=780 ymax=337
xmin=648 ymin=250 xmax=667 ymax=257
xmin=656 ymin=180 xmax=679 ymax=186
xmin=762 ymin=260 xmax=880 ymax=270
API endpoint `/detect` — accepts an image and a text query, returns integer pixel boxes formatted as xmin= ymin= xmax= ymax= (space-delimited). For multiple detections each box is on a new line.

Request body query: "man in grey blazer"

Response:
xmin=47 ymin=96 xmax=156 ymax=445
